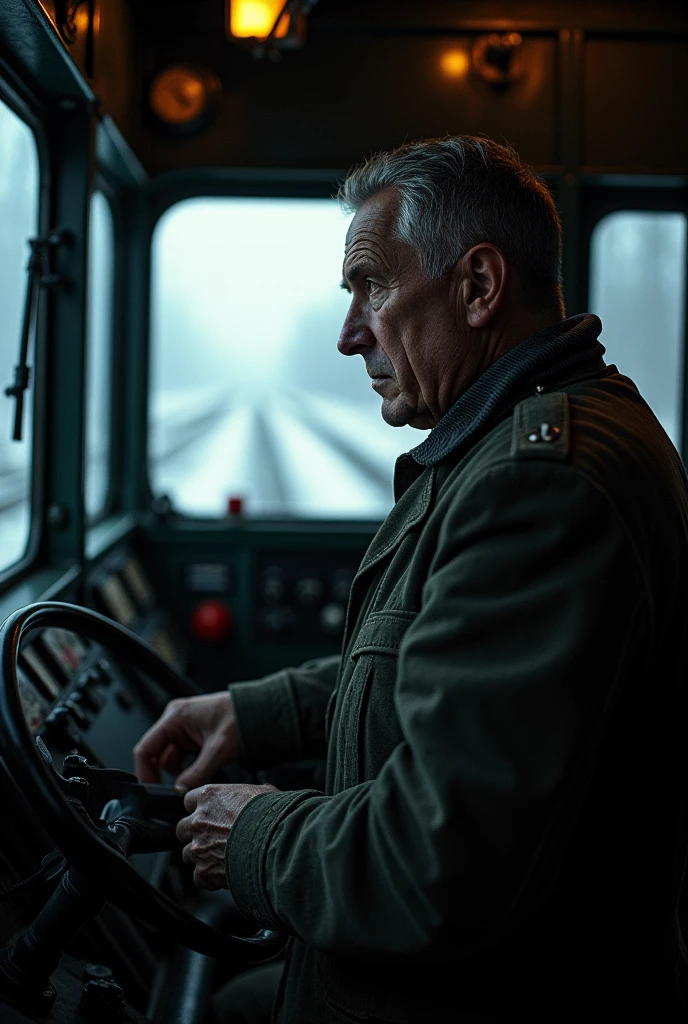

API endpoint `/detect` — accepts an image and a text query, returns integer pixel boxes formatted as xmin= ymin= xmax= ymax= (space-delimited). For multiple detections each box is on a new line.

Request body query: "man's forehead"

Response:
xmin=344 ymin=187 xmax=400 ymax=252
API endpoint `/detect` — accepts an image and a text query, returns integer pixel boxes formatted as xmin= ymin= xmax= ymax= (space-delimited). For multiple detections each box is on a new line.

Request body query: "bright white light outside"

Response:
xmin=0 ymin=100 xmax=39 ymax=573
xmin=149 ymin=197 xmax=424 ymax=519
xmin=85 ymin=191 xmax=115 ymax=520
xmin=589 ymin=211 xmax=686 ymax=448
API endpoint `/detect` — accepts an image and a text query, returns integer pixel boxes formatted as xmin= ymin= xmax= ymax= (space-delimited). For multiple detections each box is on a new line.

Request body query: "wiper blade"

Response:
xmin=5 ymin=228 xmax=73 ymax=442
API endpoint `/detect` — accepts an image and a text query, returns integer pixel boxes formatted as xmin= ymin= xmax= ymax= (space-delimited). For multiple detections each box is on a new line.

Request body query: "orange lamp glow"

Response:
xmin=228 ymin=0 xmax=290 ymax=39
xmin=440 ymin=49 xmax=469 ymax=80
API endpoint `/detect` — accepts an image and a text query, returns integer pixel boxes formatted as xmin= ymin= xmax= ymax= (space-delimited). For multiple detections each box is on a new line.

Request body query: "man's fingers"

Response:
xmin=194 ymin=868 xmax=219 ymax=891
xmin=133 ymin=750 xmax=160 ymax=785
xmin=176 ymin=812 xmax=193 ymax=845
xmin=183 ymin=787 xmax=201 ymax=813
xmin=134 ymin=714 xmax=199 ymax=783
xmin=175 ymin=740 xmax=227 ymax=794
xmin=158 ymin=742 xmax=187 ymax=776
xmin=133 ymin=722 xmax=177 ymax=782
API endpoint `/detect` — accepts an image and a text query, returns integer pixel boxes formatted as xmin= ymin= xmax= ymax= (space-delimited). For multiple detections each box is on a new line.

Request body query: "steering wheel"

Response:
xmin=0 ymin=601 xmax=285 ymax=962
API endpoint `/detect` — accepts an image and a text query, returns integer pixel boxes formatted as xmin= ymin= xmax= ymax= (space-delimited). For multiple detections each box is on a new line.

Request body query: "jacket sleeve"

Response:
xmin=226 ymin=460 xmax=647 ymax=959
xmin=228 ymin=655 xmax=340 ymax=769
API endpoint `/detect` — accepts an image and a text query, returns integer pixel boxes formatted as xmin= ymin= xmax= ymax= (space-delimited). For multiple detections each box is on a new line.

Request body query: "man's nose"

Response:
xmin=337 ymin=308 xmax=376 ymax=356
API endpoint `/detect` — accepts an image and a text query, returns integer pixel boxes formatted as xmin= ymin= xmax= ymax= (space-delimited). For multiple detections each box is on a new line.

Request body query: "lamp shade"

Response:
xmin=227 ymin=0 xmax=289 ymax=39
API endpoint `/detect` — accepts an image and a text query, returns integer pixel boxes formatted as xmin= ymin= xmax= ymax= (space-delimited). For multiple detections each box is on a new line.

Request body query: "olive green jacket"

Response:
xmin=227 ymin=316 xmax=688 ymax=1022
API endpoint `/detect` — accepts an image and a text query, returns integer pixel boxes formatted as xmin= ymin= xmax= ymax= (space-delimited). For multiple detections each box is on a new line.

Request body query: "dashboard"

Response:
xmin=0 ymin=534 xmax=366 ymax=1022
xmin=16 ymin=555 xmax=181 ymax=776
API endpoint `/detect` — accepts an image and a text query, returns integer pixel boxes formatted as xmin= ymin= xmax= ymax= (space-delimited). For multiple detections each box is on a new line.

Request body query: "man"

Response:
xmin=135 ymin=136 xmax=688 ymax=1023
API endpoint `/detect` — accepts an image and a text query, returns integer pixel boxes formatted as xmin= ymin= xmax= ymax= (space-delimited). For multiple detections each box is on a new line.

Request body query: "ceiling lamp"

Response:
xmin=227 ymin=0 xmax=290 ymax=40
xmin=226 ymin=0 xmax=319 ymax=56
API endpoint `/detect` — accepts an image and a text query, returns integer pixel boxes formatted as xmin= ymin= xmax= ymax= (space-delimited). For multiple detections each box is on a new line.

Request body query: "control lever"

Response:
xmin=36 ymin=741 xmax=186 ymax=850
xmin=0 ymin=747 xmax=187 ymax=1015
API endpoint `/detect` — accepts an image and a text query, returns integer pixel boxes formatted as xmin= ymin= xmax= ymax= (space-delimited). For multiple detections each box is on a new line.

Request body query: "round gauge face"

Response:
xmin=149 ymin=65 xmax=210 ymax=127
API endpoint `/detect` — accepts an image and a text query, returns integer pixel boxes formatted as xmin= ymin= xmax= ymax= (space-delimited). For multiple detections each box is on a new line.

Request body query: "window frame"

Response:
xmin=85 ymin=173 xmax=122 ymax=527
xmin=0 ymin=68 xmax=50 ymax=592
xmin=580 ymin=183 xmax=688 ymax=459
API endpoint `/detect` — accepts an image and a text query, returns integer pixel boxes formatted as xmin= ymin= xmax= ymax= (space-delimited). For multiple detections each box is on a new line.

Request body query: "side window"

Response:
xmin=0 ymin=96 xmax=40 ymax=573
xmin=85 ymin=190 xmax=115 ymax=520
xmin=149 ymin=197 xmax=422 ymax=519
xmin=589 ymin=210 xmax=687 ymax=448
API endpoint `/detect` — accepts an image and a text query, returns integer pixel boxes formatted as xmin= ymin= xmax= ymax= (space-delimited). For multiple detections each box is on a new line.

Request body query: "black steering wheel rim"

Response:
xmin=0 ymin=601 xmax=284 ymax=962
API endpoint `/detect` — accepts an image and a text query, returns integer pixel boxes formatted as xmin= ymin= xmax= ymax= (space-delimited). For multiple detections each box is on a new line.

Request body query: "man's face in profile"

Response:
xmin=338 ymin=187 xmax=470 ymax=430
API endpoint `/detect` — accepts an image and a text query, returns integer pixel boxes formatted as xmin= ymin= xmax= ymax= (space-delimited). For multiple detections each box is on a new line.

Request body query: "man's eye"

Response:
xmin=366 ymin=279 xmax=381 ymax=296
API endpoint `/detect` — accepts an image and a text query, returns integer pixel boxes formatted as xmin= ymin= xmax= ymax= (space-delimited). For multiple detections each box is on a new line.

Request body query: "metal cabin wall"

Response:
xmin=126 ymin=0 xmax=688 ymax=177
xmin=127 ymin=0 xmax=688 ymax=318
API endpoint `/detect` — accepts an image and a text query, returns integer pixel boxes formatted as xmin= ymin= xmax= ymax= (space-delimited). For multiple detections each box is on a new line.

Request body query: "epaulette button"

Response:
xmin=528 ymin=423 xmax=561 ymax=444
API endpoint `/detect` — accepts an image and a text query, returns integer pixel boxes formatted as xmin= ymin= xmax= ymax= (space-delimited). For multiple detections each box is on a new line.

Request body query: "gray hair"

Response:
xmin=338 ymin=136 xmax=564 ymax=314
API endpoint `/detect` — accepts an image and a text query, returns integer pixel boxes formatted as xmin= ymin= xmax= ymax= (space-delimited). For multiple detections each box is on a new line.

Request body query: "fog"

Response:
xmin=149 ymin=198 xmax=424 ymax=518
xmin=0 ymin=99 xmax=39 ymax=569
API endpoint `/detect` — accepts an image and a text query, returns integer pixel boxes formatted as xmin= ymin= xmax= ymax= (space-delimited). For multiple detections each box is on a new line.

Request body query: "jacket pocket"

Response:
xmin=350 ymin=609 xmax=417 ymax=660
xmin=335 ymin=610 xmax=416 ymax=790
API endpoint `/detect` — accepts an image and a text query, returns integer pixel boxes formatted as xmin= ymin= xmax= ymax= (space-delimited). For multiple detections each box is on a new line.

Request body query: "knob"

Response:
xmin=94 ymin=659 xmax=114 ymax=685
xmin=79 ymin=977 xmax=125 ymax=1020
xmin=295 ymin=577 xmax=323 ymax=605
xmin=261 ymin=607 xmax=295 ymax=634
xmin=262 ymin=569 xmax=285 ymax=603
xmin=74 ymin=675 xmax=103 ymax=712
xmin=83 ymin=964 xmax=113 ymax=982
xmin=64 ymin=699 xmax=89 ymax=729
xmin=63 ymin=752 xmax=90 ymax=776
xmin=43 ymin=707 xmax=80 ymax=746
xmin=320 ymin=602 xmax=345 ymax=636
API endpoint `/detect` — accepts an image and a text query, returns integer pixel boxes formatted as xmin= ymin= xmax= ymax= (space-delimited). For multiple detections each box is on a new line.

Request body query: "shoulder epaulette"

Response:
xmin=510 ymin=391 xmax=570 ymax=461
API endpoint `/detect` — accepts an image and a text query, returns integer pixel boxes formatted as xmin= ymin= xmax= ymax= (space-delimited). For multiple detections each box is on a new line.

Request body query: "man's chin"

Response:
xmin=380 ymin=396 xmax=415 ymax=428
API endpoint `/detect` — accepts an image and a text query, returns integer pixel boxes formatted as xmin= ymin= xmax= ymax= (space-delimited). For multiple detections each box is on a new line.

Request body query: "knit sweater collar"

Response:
xmin=409 ymin=313 xmax=605 ymax=467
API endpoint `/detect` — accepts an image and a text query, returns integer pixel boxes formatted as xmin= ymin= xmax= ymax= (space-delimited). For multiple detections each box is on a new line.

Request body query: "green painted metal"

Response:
xmin=39 ymin=101 xmax=93 ymax=583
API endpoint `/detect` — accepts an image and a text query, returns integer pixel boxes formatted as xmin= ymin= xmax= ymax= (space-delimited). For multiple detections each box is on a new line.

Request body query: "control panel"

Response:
xmin=255 ymin=549 xmax=362 ymax=643
xmin=17 ymin=629 xmax=161 ymax=776
xmin=89 ymin=553 xmax=188 ymax=671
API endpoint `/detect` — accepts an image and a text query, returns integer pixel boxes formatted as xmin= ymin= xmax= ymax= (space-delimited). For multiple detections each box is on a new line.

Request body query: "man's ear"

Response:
xmin=457 ymin=244 xmax=509 ymax=328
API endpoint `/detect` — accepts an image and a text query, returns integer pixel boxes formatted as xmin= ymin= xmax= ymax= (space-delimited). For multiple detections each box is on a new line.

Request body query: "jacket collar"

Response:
xmin=409 ymin=313 xmax=605 ymax=469
xmin=354 ymin=314 xmax=605 ymax=589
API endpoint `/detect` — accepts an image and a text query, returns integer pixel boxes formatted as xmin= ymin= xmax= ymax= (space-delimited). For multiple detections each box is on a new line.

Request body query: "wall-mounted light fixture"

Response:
xmin=226 ymin=0 xmax=319 ymax=57
xmin=53 ymin=0 xmax=96 ymax=79
xmin=472 ymin=32 xmax=524 ymax=88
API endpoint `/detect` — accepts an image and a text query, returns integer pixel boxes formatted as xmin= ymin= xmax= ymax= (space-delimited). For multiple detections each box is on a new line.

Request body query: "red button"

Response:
xmin=190 ymin=601 xmax=234 ymax=641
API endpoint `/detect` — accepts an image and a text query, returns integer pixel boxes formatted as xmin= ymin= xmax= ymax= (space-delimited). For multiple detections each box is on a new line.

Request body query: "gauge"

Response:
xmin=21 ymin=647 xmax=62 ymax=699
xmin=18 ymin=667 xmax=50 ymax=734
xmin=148 ymin=64 xmax=220 ymax=132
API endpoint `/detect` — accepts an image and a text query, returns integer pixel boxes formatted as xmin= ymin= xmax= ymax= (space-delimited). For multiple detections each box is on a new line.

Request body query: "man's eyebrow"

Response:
xmin=340 ymin=259 xmax=376 ymax=290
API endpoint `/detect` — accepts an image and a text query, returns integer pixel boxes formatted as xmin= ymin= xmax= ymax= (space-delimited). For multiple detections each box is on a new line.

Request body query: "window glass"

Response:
xmin=589 ymin=210 xmax=687 ymax=447
xmin=149 ymin=198 xmax=424 ymax=518
xmin=85 ymin=191 xmax=115 ymax=519
xmin=0 ymin=98 xmax=39 ymax=572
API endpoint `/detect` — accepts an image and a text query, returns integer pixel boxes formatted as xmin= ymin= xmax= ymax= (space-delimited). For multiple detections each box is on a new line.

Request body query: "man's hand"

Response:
xmin=133 ymin=692 xmax=241 ymax=793
xmin=176 ymin=783 xmax=278 ymax=890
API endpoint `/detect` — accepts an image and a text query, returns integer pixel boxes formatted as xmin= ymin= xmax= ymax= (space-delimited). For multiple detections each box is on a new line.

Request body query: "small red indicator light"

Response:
xmin=190 ymin=600 xmax=234 ymax=641
xmin=227 ymin=496 xmax=243 ymax=516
